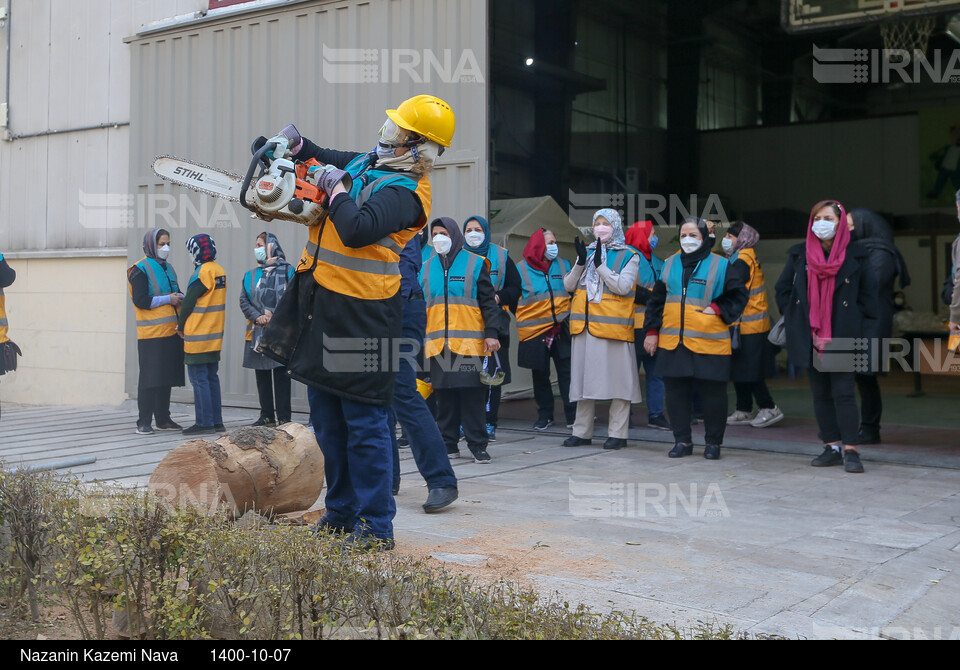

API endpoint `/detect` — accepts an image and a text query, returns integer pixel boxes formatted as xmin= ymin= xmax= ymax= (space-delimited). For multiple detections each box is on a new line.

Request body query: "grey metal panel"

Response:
xmin=125 ymin=0 xmax=488 ymax=405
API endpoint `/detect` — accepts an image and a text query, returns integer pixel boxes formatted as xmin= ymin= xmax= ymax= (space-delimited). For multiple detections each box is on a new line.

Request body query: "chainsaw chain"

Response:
xmin=152 ymin=155 xmax=246 ymax=203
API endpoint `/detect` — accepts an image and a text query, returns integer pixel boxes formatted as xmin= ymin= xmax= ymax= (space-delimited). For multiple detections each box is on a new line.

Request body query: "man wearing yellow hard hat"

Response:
xmin=257 ymin=94 xmax=455 ymax=551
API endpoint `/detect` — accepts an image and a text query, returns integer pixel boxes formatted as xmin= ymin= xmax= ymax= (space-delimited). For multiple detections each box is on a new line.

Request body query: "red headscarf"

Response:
xmin=523 ymin=228 xmax=550 ymax=274
xmin=625 ymin=220 xmax=653 ymax=260
xmin=805 ymin=200 xmax=851 ymax=349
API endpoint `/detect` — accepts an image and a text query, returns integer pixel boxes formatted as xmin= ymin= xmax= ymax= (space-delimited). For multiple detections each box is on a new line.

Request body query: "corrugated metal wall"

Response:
xmin=125 ymin=0 xmax=488 ymax=408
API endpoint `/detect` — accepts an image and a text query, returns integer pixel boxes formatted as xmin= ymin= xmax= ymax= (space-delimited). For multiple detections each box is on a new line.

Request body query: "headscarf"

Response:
xmin=806 ymin=200 xmax=851 ymax=349
xmin=259 ymin=232 xmax=289 ymax=271
xmin=582 ymin=209 xmax=627 ymax=303
xmin=849 ymin=208 xmax=912 ymax=289
xmin=462 ymin=215 xmax=491 ymax=257
xmin=729 ymin=221 xmax=760 ymax=256
xmin=624 ymin=220 xmax=653 ymax=260
xmin=522 ymin=228 xmax=550 ymax=274
xmin=679 ymin=217 xmax=713 ymax=268
xmin=430 ymin=217 xmax=464 ymax=271
xmin=251 ymin=233 xmax=291 ymax=313
xmin=186 ymin=233 xmax=217 ymax=267
xmin=142 ymin=228 xmax=170 ymax=262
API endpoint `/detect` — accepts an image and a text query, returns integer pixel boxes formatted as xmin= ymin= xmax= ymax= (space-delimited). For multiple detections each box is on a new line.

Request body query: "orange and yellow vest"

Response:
xmin=569 ymin=248 xmax=638 ymax=343
xmin=421 ymin=250 xmax=486 ymax=358
xmin=128 ymin=257 xmax=180 ymax=340
xmin=298 ymin=154 xmax=431 ymax=300
xmin=633 ymin=251 xmax=664 ymax=329
xmin=184 ymin=261 xmax=227 ymax=355
xmin=515 ymin=258 xmax=571 ymax=342
xmin=0 ymin=285 xmax=8 ymax=344
xmin=729 ymin=248 xmax=771 ymax=335
xmin=659 ymin=252 xmax=731 ymax=355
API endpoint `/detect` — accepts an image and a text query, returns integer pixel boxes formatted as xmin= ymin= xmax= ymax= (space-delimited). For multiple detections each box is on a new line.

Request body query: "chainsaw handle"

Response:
xmin=240 ymin=141 xmax=277 ymax=211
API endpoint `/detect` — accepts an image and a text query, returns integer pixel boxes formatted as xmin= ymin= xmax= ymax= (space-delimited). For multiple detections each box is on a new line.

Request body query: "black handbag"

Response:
xmin=730 ymin=324 xmax=742 ymax=351
xmin=1 ymin=340 xmax=22 ymax=374
xmin=257 ymin=271 xmax=310 ymax=367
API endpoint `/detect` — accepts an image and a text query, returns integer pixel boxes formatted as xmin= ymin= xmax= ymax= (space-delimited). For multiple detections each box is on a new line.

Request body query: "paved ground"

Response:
xmin=2 ymin=401 xmax=959 ymax=639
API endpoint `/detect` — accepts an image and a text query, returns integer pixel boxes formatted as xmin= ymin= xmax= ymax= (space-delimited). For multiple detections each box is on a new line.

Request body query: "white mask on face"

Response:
xmin=464 ymin=231 xmax=484 ymax=248
xmin=812 ymin=219 xmax=837 ymax=241
xmin=544 ymin=244 xmax=559 ymax=261
xmin=594 ymin=224 xmax=613 ymax=243
xmin=721 ymin=238 xmax=734 ymax=255
xmin=433 ymin=234 xmax=452 ymax=256
xmin=680 ymin=237 xmax=702 ymax=254
xmin=157 ymin=245 xmax=170 ymax=261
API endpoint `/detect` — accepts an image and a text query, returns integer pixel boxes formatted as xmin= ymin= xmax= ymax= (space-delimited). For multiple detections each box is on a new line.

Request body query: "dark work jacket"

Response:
xmin=259 ymin=139 xmax=427 ymax=405
xmin=774 ymin=242 xmax=880 ymax=371
xmin=859 ymin=241 xmax=906 ymax=340
xmin=0 ymin=257 xmax=15 ymax=289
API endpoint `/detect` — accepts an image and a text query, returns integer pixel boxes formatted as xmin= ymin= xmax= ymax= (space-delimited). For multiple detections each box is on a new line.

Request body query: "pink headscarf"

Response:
xmin=805 ymin=200 xmax=851 ymax=350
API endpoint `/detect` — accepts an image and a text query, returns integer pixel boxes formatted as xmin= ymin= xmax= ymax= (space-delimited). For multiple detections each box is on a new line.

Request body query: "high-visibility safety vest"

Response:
xmin=659 ymin=252 xmax=731 ymax=355
xmin=569 ymin=248 xmax=638 ymax=343
xmin=0 ymin=286 xmax=8 ymax=344
xmin=633 ymin=251 xmax=664 ymax=329
xmin=421 ymin=250 xmax=486 ymax=358
xmin=128 ymin=257 xmax=180 ymax=340
xmin=184 ymin=261 xmax=227 ymax=355
xmin=421 ymin=240 xmax=434 ymax=264
xmin=729 ymin=248 xmax=771 ymax=335
xmin=484 ymin=244 xmax=511 ymax=313
xmin=242 ymin=265 xmax=295 ymax=342
xmin=298 ymin=153 xmax=432 ymax=300
xmin=515 ymin=258 xmax=571 ymax=342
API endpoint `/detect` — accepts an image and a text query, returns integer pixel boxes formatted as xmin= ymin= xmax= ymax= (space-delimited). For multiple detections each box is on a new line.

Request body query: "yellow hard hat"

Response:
xmin=386 ymin=95 xmax=456 ymax=148
xmin=416 ymin=378 xmax=433 ymax=399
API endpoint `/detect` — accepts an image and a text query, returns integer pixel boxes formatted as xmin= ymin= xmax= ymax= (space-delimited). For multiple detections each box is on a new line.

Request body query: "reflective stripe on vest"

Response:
xmin=297 ymin=155 xmax=431 ymax=300
xmin=659 ymin=253 xmax=730 ymax=355
xmin=243 ymin=268 xmax=263 ymax=342
xmin=422 ymin=251 xmax=485 ymax=358
xmin=129 ymin=257 xmax=181 ymax=340
xmin=0 ymin=287 xmax=8 ymax=344
xmin=633 ymin=254 xmax=663 ymax=329
xmin=730 ymin=248 xmax=771 ymax=335
xmin=515 ymin=258 xmax=571 ymax=341
xmin=569 ymin=248 xmax=637 ymax=342
xmin=184 ymin=261 xmax=227 ymax=354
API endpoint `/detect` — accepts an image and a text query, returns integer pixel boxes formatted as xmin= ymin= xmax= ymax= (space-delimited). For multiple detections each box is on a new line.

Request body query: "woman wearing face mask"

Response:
xmin=775 ymin=201 xmax=879 ymax=473
xmin=240 ymin=232 xmax=296 ymax=427
xmin=722 ymin=221 xmax=783 ymax=429
xmin=643 ymin=217 xmax=749 ymax=460
xmin=624 ymin=220 xmax=669 ymax=431
xmin=128 ymin=228 xmax=185 ymax=435
xmin=847 ymin=208 xmax=911 ymax=445
xmin=562 ymin=209 xmax=642 ymax=451
xmin=420 ymin=218 xmax=502 ymax=463
xmin=462 ymin=216 xmax=522 ymax=441
xmin=515 ymin=228 xmax=576 ymax=431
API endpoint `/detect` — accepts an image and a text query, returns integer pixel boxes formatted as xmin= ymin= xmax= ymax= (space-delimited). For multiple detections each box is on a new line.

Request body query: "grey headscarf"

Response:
xmin=583 ymin=208 xmax=627 ymax=303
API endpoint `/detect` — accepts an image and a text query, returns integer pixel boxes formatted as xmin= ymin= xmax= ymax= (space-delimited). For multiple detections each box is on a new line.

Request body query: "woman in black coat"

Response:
xmin=775 ymin=201 xmax=879 ymax=474
xmin=847 ymin=208 xmax=910 ymax=445
xmin=0 ymin=252 xmax=16 ymax=424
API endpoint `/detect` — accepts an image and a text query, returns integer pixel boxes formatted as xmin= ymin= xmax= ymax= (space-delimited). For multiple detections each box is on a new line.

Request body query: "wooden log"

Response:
xmin=147 ymin=424 xmax=324 ymax=519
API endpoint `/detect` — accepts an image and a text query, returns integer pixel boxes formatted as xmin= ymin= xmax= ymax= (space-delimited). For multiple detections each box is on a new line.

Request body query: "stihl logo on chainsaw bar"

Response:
xmin=173 ymin=166 xmax=205 ymax=182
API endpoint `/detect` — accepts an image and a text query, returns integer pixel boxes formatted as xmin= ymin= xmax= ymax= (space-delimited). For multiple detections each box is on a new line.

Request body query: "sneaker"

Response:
xmin=214 ymin=424 xmax=227 ymax=433
xmin=155 ymin=420 xmax=182 ymax=431
xmin=136 ymin=424 xmax=154 ymax=435
xmin=811 ymin=445 xmax=843 ymax=467
xmin=182 ymin=424 xmax=216 ymax=436
xmin=727 ymin=410 xmax=757 ymax=426
xmin=750 ymin=407 xmax=784 ymax=428
xmin=647 ymin=414 xmax=671 ymax=431
xmin=486 ymin=424 xmax=497 ymax=442
xmin=844 ymin=449 xmax=865 ymax=473
xmin=473 ymin=449 xmax=492 ymax=464
xmin=250 ymin=416 xmax=275 ymax=427
xmin=857 ymin=429 xmax=881 ymax=445
xmin=533 ymin=418 xmax=554 ymax=431
xmin=342 ymin=532 xmax=395 ymax=553
xmin=447 ymin=450 xmax=461 ymax=460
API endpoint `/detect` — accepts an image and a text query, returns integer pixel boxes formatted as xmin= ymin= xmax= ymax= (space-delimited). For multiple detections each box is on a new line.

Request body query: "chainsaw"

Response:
xmin=152 ymin=137 xmax=351 ymax=227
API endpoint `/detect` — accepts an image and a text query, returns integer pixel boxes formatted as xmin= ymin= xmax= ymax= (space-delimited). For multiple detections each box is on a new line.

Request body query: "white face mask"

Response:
xmin=680 ymin=237 xmax=702 ymax=254
xmin=157 ymin=245 xmax=170 ymax=261
xmin=433 ymin=234 xmax=452 ymax=256
xmin=594 ymin=224 xmax=613 ymax=243
xmin=812 ymin=219 xmax=837 ymax=241
xmin=721 ymin=238 xmax=734 ymax=255
xmin=464 ymin=231 xmax=485 ymax=248
xmin=544 ymin=244 xmax=559 ymax=261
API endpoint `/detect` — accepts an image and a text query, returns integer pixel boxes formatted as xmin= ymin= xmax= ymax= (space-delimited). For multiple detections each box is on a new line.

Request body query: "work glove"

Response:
xmin=315 ymin=164 xmax=349 ymax=198
xmin=574 ymin=236 xmax=587 ymax=266
xmin=264 ymin=124 xmax=303 ymax=160
xmin=593 ymin=243 xmax=605 ymax=268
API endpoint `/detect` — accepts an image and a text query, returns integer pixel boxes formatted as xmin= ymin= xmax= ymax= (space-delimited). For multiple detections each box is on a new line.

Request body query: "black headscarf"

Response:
xmin=680 ymin=217 xmax=713 ymax=268
xmin=849 ymin=208 xmax=912 ymax=289
xmin=430 ymin=217 xmax=464 ymax=270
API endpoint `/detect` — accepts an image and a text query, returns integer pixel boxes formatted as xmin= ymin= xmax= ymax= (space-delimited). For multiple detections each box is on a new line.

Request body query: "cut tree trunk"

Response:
xmin=147 ymin=424 xmax=324 ymax=519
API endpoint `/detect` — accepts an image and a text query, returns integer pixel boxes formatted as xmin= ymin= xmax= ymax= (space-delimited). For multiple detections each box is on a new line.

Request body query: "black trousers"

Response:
xmin=137 ymin=385 xmax=172 ymax=427
xmin=664 ymin=377 xmax=728 ymax=446
xmin=531 ymin=349 xmax=576 ymax=426
xmin=855 ymin=373 xmax=882 ymax=434
xmin=809 ymin=368 xmax=860 ymax=446
xmin=255 ymin=367 xmax=292 ymax=423
xmin=436 ymin=386 xmax=488 ymax=456
xmin=734 ymin=381 xmax=776 ymax=412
